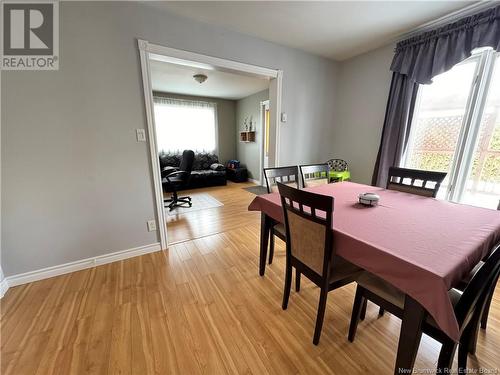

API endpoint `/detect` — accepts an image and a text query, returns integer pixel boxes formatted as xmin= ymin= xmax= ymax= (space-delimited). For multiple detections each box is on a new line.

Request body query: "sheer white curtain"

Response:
xmin=153 ymin=97 xmax=218 ymax=153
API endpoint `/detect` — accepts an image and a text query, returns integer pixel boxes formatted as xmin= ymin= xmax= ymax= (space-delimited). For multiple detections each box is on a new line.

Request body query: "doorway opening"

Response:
xmin=138 ymin=40 xmax=283 ymax=248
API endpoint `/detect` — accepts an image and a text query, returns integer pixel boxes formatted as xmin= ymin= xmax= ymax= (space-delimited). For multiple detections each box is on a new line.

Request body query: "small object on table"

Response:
xmin=358 ymin=193 xmax=380 ymax=206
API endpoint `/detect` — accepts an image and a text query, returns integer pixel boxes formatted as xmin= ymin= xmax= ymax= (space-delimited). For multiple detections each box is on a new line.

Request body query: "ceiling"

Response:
xmin=150 ymin=59 xmax=270 ymax=100
xmin=152 ymin=1 xmax=477 ymax=61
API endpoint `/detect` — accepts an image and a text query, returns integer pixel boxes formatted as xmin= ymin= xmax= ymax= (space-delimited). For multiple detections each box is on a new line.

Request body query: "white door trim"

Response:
xmin=274 ymin=70 xmax=283 ymax=167
xmin=259 ymin=100 xmax=270 ymax=186
xmin=145 ymin=43 xmax=279 ymax=79
xmin=137 ymin=39 xmax=282 ymax=247
xmin=138 ymin=40 xmax=168 ymax=249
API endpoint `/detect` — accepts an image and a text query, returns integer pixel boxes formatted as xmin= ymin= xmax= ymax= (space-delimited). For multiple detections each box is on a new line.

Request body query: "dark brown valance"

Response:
xmin=391 ymin=5 xmax=500 ymax=84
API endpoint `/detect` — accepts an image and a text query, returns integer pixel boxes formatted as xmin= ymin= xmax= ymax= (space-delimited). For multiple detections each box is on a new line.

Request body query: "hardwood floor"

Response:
xmin=1 ymin=182 xmax=499 ymax=374
xmin=166 ymin=182 xmax=259 ymax=244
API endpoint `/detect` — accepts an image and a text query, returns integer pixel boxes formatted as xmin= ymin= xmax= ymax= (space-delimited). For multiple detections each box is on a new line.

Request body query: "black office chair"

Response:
xmin=162 ymin=150 xmax=194 ymax=211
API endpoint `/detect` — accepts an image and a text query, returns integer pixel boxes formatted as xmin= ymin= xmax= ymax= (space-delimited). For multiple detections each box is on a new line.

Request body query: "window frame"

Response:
xmin=449 ymin=49 xmax=497 ymax=202
xmin=153 ymin=96 xmax=219 ymax=155
xmin=402 ymin=48 xmax=499 ymax=205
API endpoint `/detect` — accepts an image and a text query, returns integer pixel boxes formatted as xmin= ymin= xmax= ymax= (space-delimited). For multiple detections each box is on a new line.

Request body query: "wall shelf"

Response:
xmin=240 ymin=131 xmax=256 ymax=143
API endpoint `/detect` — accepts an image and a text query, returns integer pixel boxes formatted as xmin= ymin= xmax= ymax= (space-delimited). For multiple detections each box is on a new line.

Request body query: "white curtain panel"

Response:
xmin=153 ymin=97 xmax=218 ymax=153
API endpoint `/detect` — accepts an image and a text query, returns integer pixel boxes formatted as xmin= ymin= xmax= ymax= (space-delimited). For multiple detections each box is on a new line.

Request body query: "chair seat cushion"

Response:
xmin=162 ymin=176 xmax=185 ymax=193
xmin=272 ymin=223 xmax=286 ymax=240
xmin=357 ymin=272 xmax=404 ymax=307
xmin=457 ymin=261 xmax=485 ymax=290
xmin=329 ymin=256 xmax=363 ymax=282
xmin=162 ymin=176 xmax=184 ymax=188
xmin=357 ymin=271 xmax=461 ymax=325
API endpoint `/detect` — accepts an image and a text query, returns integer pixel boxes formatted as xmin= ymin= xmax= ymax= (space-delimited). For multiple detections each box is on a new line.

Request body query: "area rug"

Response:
xmin=243 ymin=185 xmax=269 ymax=196
xmin=166 ymin=193 xmax=223 ymax=216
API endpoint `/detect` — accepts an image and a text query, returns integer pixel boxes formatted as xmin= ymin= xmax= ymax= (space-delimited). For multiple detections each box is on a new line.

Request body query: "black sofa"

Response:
xmin=159 ymin=151 xmax=227 ymax=190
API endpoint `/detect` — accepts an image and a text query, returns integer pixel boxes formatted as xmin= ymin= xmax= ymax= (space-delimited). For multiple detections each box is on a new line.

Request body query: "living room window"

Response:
xmin=154 ymin=97 xmax=218 ymax=153
xmin=403 ymin=48 xmax=500 ymax=209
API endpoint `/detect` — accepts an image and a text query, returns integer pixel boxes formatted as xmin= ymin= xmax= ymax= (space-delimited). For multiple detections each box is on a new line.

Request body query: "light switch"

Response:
xmin=136 ymin=129 xmax=146 ymax=142
xmin=147 ymin=220 xmax=157 ymax=232
xmin=281 ymin=112 xmax=287 ymax=123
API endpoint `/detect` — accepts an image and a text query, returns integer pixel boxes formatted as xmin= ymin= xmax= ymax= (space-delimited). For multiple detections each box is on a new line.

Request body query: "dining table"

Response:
xmin=248 ymin=181 xmax=500 ymax=375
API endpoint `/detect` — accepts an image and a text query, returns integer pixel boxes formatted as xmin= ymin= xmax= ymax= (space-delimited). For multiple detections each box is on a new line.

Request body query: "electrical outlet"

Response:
xmin=136 ymin=129 xmax=146 ymax=142
xmin=147 ymin=220 xmax=157 ymax=232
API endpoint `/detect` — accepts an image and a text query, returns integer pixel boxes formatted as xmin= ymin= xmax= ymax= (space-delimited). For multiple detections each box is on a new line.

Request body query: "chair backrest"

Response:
xmin=300 ymin=164 xmax=330 ymax=188
xmin=263 ymin=166 xmax=299 ymax=193
xmin=277 ymin=182 xmax=334 ymax=279
xmin=326 ymin=159 xmax=348 ymax=172
xmin=455 ymin=243 xmax=500 ymax=330
xmin=179 ymin=150 xmax=195 ymax=174
xmin=386 ymin=167 xmax=446 ymax=198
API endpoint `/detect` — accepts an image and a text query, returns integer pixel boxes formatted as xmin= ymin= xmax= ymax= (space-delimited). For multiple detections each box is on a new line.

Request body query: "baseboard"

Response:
xmin=0 ymin=278 xmax=9 ymax=298
xmin=3 ymin=242 xmax=162 ymax=291
xmin=248 ymin=178 xmax=261 ymax=185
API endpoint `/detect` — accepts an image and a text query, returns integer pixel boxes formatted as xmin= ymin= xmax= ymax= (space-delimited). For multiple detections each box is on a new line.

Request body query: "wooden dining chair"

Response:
xmin=454 ymin=258 xmax=499 ymax=359
xmin=372 ymin=173 xmax=498 ymax=327
xmin=348 ymin=243 xmax=500 ymax=373
xmin=277 ymin=182 xmax=362 ymax=345
xmin=299 ymin=163 xmax=330 ymax=188
xmin=264 ymin=166 xmax=300 ymax=193
xmin=386 ymin=167 xmax=447 ymax=198
xmin=263 ymin=166 xmax=299 ymax=265
xmin=455 ymin=200 xmax=500 ymax=337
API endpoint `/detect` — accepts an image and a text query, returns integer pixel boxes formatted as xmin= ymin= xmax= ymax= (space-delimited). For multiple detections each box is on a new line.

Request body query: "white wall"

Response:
xmin=0 ymin=267 xmax=6 ymax=298
xmin=236 ymin=89 xmax=269 ymax=180
xmin=333 ymin=44 xmax=395 ymax=184
xmin=0 ymin=71 xmax=4 ymax=295
xmin=1 ymin=1 xmax=339 ymax=277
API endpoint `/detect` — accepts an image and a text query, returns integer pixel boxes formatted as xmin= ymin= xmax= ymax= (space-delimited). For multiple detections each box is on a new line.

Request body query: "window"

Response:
xmin=403 ymin=48 xmax=500 ymax=209
xmin=153 ymin=97 xmax=217 ymax=153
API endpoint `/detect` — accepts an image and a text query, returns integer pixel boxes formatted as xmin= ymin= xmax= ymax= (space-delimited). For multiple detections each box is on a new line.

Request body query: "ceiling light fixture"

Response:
xmin=193 ymin=73 xmax=208 ymax=84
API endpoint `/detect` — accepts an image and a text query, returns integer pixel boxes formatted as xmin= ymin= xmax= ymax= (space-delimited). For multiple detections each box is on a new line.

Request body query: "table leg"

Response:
xmin=259 ymin=213 xmax=271 ymax=276
xmin=394 ymin=295 xmax=426 ymax=375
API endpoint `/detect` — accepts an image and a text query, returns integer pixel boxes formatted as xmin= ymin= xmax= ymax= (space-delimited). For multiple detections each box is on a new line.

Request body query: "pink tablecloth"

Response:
xmin=248 ymin=182 xmax=500 ymax=341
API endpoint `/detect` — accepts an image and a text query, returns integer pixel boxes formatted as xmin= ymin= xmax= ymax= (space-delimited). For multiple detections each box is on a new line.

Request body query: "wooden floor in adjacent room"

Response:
xmin=166 ymin=182 xmax=259 ymax=244
xmin=1 ymin=182 xmax=499 ymax=374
